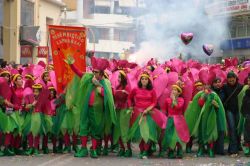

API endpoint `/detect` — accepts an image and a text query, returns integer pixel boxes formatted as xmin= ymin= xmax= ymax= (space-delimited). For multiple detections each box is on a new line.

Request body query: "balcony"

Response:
xmin=87 ymin=39 xmax=134 ymax=53
xmin=66 ymin=11 xmax=135 ymax=28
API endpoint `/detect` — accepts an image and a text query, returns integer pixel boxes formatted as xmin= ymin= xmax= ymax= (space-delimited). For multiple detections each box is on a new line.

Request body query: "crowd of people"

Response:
xmin=0 ymin=56 xmax=249 ymax=159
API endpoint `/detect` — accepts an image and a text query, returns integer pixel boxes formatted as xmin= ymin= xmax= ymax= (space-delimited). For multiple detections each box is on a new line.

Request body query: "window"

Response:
xmin=94 ymin=6 xmax=110 ymax=14
xmin=114 ymin=29 xmax=135 ymax=42
xmin=0 ymin=0 xmax=3 ymax=58
xmin=237 ymin=25 xmax=246 ymax=37
xmin=21 ymin=0 xmax=34 ymax=26
xmin=247 ymin=24 xmax=250 ymax=36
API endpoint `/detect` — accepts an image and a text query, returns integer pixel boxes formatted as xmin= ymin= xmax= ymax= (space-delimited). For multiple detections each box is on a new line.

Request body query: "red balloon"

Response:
xmin=181 ymin=33 xmax=193 ymax=45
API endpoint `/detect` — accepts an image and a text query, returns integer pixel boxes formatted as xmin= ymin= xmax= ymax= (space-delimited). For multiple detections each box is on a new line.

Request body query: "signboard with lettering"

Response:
xmin=37 ymin=46 xmax=49 ymax=58
xmin=21 ymin=45 xmax=33 ymax=57
xmin=221 ymin=37 xmax=250 ymax=50
xmin=206 ymin=0 xmax=250 ymax=15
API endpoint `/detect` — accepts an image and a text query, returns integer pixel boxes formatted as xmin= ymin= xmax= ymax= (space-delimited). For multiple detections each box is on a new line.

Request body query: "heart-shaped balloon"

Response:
xmin=203 ymin=44 xmax=214 ymax=56
xmin=180 ymin=33 xmax=193 ymax=45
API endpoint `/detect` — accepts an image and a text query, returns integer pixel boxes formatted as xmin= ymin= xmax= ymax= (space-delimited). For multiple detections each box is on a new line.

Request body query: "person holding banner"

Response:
xmin=65 ymin=56 xmax=116 ymax=158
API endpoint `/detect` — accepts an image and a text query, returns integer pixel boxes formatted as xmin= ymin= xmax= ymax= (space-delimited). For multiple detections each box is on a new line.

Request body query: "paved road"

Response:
xmin=0 ymin=151 xmax=249 ymax=166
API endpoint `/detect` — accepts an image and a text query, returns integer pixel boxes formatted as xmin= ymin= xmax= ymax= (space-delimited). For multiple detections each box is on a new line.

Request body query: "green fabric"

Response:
xmin=113 ymin=109 xmax=131 ymax=144
xmin=2 ymin=111 xmax=24 ymax=135
xmin=162 ymin=117 xmax=185 ymax=149
xmin=185 ymin=91 xmax=203 ymax=133
xmin=185 ymin=91 xmax=227 ymax=144
xmin=43 ymin=115 xmax=53 ymax=135
xmin=76 ymin=73 xmax=116 ymax=137
xmin=0 ymin=108 xmax=6 ymax=131
xmin=23 ymin=111 xmax=43 ymax=137
xmin=237 ymin=85 xmax=249 ymax=135
xmin=52 ymin=102 xmax=67 ymax=136
xmin=128 ymin=113 xmax=158 ymax=143
xmin=65 ymin=76 xmax=82 ymax=135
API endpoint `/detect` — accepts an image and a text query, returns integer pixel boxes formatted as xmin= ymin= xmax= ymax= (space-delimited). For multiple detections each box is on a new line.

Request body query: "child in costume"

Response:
xmin=23 ymin=83 xmax=44 ymax=156
xmin=238 ymin=74 xmax=250 ymax=156
xmin=113 ymin=70 xmax=132 ymax=157
xmin=185 ymin=69 xmax=227 ymax=157
xmin=3 ymin=74 xmax=25 ymax=156
xmin=186 ymin=80 xmax=204 ymax=153
xmin=162 ymin=82 xmax=190 ymax=159
xmin=0 ymin=70 xmax=11 ymax=156
xmin=65 ymin=56 xmax=116 ymax=158
xmin=128 ymin=71 xmax=166 ymax=159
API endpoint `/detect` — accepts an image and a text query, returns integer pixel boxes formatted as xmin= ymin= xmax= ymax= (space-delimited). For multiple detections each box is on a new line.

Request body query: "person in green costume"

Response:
xmin=65 ymin=56 xmax=116 ymax=158
xmin=23 ymin=83 xmax=44 ymax=156
xmin=238 ymin=74 xmax=250 ymax=156
xmin=185 ymin=70 xmax=227 ymax=158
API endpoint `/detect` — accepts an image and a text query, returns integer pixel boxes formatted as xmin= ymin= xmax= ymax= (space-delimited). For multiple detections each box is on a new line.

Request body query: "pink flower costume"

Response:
xmin=128 ymin=71 xmax=167 ymax=158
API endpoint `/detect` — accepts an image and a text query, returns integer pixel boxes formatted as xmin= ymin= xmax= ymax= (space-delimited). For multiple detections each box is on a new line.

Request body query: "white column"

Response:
xmin=77 ymin=0 xmax=84 ymax=21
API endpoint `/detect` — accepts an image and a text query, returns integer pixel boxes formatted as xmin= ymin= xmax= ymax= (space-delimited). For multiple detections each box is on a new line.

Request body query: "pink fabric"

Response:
xmin=64 ymin=133 xmax=70 ymax=146
xmin=81 ymin=136 xmax=88 ymax=148
xmin=198 ymin=98 xmax=205 ymax=107
xmin=28 ymin=133 xmax=34 ymax=148
xmin=151 ymin=109 xmax=167 ymax=129
xmin=11 ymin=87 xmax=24 ymax=110
xmin=43 ymin=135 xmax=48 ymax=147
xmin=89 ymin=88 xmax=104 ymax=106
xmin=70 ymin=64 xmax=83 ymax=78
xmin=114 ymin=85 xmax=130 ymax=109
xmin=128 ymin=88 xmax=157 ymax=109
xmin=92 ymin=138 xmax=97 ymax=149
xmin=165 ymin=97 xmax=190 ymax=143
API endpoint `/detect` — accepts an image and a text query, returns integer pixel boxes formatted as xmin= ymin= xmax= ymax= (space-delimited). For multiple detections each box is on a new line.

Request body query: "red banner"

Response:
xmin=21 ymin=45 xmax=33 ymax=57
xmin=48 ymin=25 xmax=86 ymax=93
xmin=37 ymin=46 xmax=49 ymax=58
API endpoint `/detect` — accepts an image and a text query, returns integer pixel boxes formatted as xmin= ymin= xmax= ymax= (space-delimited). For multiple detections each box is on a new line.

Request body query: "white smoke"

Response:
xmin=129 ymin=0 xmax=229 ymax=65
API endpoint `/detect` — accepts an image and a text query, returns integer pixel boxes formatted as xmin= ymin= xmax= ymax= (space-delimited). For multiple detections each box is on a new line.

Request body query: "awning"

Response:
xmin=20 ymin=26 xmax=40 ymax=46
xmin=94 ymin=0 xmax=111 ymax=7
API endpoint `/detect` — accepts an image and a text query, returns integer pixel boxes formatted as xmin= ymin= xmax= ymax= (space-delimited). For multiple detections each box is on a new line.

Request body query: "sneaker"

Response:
xmin=73 ymin=145 xmax=79 ymax=153
xmin=141 ymin=151 xmax=148 ymax=159
xmin=4 ymin=147 xmax=15 ymax=156
xmin=208 ymin=148 xmax=215 ymax=158
xmin=124 ymin=149 xmax=132 ymax=157
xmin=43 ymin=146 xmax=49 ymax=154
xmin=117 ymin=149 xmax=125 ymax=157
xmin=24 ymin=148 xmax=33 ymax=156
xmin=33 ymin=148 xmax=40 ymax=156
xmin=14 ymin=148 xmax=24 ymax=155
xmin=176 ymin=148 xmax=183 ymax=159
xmin=63 ymin=146 xmax=71 ymax=153
xmin=74 ymin=147 xmax=88 ymax=158
xmin=157 ymin=151 xmax=165 ymax=158
xmin=90 ymin=149 xmax=98 ymax=158
xmin=168 ymin=150 xmax=175 ymax=159
xmin=102 ymin=147 xmax=109 ymax=156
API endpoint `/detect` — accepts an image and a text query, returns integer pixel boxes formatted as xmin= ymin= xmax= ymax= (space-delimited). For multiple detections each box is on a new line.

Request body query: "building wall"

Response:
xmin=35 ymin=0 xmax=63 ymax=63
xmin=64 ymin=0 xmax=142 ymax=59
xmin=1 ymin=0 xmax=64 ymax=64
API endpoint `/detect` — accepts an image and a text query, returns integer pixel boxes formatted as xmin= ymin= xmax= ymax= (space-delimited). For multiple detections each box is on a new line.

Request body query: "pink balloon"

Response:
xmin=203 ymin=44 xmax=214 ymax=56
xmin=181 ymin=33 xmax=193 ymax=45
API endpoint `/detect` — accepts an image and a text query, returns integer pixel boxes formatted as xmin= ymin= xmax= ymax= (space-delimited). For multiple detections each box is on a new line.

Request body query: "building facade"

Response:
xmin=206 ymin=0 xmax=250 ymax=61
xmin=0 ymin=0 xmax=65 ymax=64
xmin=63 ymin=0 xmax=145 ymax=59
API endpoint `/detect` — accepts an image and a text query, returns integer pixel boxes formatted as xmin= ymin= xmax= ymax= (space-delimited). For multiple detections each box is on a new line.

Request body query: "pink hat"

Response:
xmin=199 ymin=68 xmax=216 ymax=85
xmin=91 ymin=56 xmax=109 ymax=71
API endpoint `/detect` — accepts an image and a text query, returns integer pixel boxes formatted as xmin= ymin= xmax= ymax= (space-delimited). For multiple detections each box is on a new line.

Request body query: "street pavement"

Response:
xmin=0 ymin=150 xmax=249 ymax=166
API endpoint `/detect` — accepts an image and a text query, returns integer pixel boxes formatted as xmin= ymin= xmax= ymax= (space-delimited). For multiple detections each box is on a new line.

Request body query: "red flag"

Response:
xmin=48 ymin=25 xmax=86 ymax=93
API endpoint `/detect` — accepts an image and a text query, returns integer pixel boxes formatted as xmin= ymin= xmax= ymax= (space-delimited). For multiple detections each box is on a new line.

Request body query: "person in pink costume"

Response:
xmin=128 ymin=71 xmax=166 ymax=159
xmin=162 ymin=82 xmax=190 ymax=159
